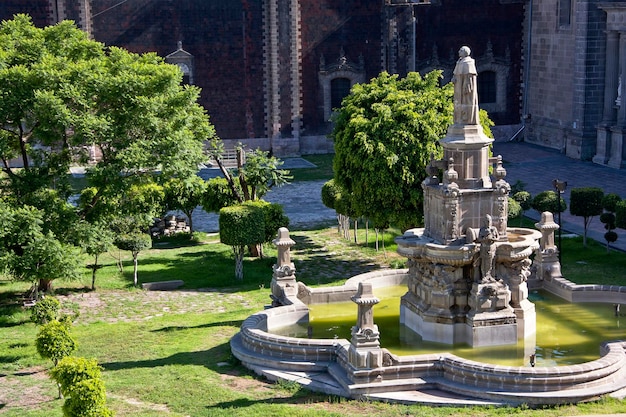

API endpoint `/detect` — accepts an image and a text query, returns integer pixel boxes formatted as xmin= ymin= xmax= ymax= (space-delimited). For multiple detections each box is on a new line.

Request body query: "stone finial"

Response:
xmin=351 ymin=282 xmax=380 ymax=330
xmin=273 ymin=227 xmax=296 ymax=267
xmin=535 ymin=211 xmax=559 ymax=251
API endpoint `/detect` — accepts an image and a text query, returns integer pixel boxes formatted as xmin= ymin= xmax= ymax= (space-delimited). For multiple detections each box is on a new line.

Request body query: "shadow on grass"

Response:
xmin=151 ymin=319 xmax=243 ymax=333
xmin=290 ymin=232 xmax=388 ymax=286
xmin=101 ymin=342 xmax=233 ymax=372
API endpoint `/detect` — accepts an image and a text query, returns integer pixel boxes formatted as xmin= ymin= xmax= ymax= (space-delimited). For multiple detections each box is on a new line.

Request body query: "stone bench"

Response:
xmin=141 ymin=280 xmax=184 ymax=291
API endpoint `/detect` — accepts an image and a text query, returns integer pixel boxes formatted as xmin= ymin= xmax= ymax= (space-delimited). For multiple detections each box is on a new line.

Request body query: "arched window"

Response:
xmin=331 ymin=78 xmax=351 ymax=110
xmin=478 ymin=71 xmax=497 ymax=104
xmin=558 ymin=0 xmax=572 ymax=28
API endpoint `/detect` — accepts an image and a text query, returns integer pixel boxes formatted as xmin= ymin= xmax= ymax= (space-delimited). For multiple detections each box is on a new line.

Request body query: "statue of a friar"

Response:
xmin=451 ymin=46 xmax=479 ymax=126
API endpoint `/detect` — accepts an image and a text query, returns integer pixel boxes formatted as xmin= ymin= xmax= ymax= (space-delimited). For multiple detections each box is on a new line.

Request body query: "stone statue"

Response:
xmin=476 ymin=214 xmax=499 ymax=281
xmin=451 ymin=46 xmax=479 ymax=125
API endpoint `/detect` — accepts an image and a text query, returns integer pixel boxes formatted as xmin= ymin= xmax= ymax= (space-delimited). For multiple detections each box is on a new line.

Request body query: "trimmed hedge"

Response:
xmin=219 ymin=204 xmax=265 ymax=246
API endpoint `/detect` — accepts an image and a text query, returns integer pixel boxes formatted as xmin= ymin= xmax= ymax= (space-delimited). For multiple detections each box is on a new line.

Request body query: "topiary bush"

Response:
xmin=569 ymin=187 xmax=604 ymax=247
xmin=532 ymin=190 xmax=566 ymax=214
xmin=31 ymin=296 xmax=61 ymax=325
xmin=50 ymin=357 xmax=103 ymax=398
xmin=36 ymin=320 xmax=77 ymax=367
xmin=61 ymin=378 xmax=113 ymax=417
xmin=219 ymin=204 xmax=265 ymax=280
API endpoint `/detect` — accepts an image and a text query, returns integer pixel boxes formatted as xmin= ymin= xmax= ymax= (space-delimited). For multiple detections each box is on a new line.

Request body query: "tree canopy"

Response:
xmin=0 ymin=14 xmax=213 ymax=218
xmin=332 ymin=70 xmax=491 ymax=230
xmin=0 ymin=15 xmax=215 ymax=290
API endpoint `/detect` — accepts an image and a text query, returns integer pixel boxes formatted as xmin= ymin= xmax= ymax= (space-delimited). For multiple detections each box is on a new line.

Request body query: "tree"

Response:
xmin=601 ymin=193 xmax=622 ymax=253
xmin=569 ymin=187 xmax=604 ymax=247
xmin=0 ymin=14 xmax=212 ymax=228
xmin=206 ymin=143 xmax=291 ymax=203
xmin=50 ymin=357 xmax=103 ymax=398
xmin=73 ymin=222 xmax=114 ymax=290
xmin=163 ymin=175 xmax=206 ymax=234
xmin=219 ymin=205 xmax=265 ymax=280
xmin=0 ymin=203 xmax=82 ymax=292
xmin=115 ymin=232 xmax=152 ymax=287
xmin=243 ymin=200 xmax=289 ymax=258
xmin=202 ymin=177 xmax=238 ymax=214
xmin=331 ymin=70 xmax=493 ymax=231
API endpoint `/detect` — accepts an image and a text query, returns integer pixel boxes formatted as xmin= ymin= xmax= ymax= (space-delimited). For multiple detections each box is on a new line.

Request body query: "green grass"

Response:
xmin=1 ymin=227 xmax=625 ymax=416
xmin=291 ymin=154 xmax=335 ymax=182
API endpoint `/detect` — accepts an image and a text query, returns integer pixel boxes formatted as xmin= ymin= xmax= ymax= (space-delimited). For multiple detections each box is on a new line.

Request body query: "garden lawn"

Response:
xmin=0 ymin=228 xmax=625 ymax=416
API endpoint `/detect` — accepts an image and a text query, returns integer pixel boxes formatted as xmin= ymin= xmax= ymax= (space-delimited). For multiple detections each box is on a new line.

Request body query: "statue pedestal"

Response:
xmin=465 ymin=281 xmax=517 ymax=347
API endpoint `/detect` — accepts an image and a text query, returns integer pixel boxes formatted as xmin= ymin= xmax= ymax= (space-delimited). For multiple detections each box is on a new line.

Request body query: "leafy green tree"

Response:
xmin=512 ymin=191 xmax=532 ymax=225
xmin=115 ymin=232 xmax=152 ymax=287
xmin=0 ymin=204 xmax=81 ymax=291
xmin=163 ymin=175 xmax=206 ymax=234
xmin=0 ymin=14 xmax=212 ymax=226
xmin=30 ymin=296 xmax=61 ymax=325
xmin=569 ymin=187 xmax=604 ymax=247
xmin=73 ymin=222 xmax=114 ymax=290
xmin=202 ymin=177 xmax=238 ymax=213
xmin=331 ymin=70 xmax=493 ymax=231
xmin=243 ymin=200 xmax=289 ymax=258
xmin=62 ymin=378 xmax=112 ymax=417
xmin=508 ymin=197 xmax=522 ymax=220
xmin=219 ymin=205 xmax=265 ymax=280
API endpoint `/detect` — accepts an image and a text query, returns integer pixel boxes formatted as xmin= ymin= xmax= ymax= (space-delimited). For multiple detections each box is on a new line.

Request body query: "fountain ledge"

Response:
xmin=231 ymin=269 xmax=626 ymax=406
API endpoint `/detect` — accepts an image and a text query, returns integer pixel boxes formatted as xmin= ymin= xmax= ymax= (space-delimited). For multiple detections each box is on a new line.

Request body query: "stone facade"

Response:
xmin=524 ymin=0 xmax=619 ymax=163
xmin=1 ymin=0 xmax=525 ymax=155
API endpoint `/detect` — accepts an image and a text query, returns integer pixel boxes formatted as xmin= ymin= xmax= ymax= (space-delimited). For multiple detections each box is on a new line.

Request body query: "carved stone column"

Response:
xmin=602 ymin=31 xmax=620 ymax=124
xmin=348 ymin=282 xmax=383 ymax=369
xmin=531 ymin=212 xmax=561 ymax=285
xmin=608 ymin=32 xmax=626 ymax=168
xmin=270 ymin=227 xmax=297 ymax=306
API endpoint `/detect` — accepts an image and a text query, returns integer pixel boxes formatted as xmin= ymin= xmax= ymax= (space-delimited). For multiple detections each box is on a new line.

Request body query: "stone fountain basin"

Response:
xmin=395 ymin=227 xmax=542 ymax=264
xmin=230 ymin=269 xmax=626 ymax=406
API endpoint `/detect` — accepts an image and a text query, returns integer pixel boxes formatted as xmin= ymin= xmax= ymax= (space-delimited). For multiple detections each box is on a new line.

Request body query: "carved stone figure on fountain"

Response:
xmin=452 ymin=46 xmax=479 ymax=126
xmin=475 ymin=214 xmax=499 ymax=282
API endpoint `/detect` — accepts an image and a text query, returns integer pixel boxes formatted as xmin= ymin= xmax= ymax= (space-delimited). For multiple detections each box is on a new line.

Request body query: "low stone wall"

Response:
xmin=230 ymin=269 xmax=626 ymax=405
xmin=542 ymin=275 xmax=626 ymax=304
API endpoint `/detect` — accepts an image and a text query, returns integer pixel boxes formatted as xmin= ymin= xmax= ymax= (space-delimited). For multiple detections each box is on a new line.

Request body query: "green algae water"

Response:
xmin=276 ymin=286 xmax=625 ymax=367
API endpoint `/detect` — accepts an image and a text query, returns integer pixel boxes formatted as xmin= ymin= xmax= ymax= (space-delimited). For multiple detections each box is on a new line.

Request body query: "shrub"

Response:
xmin=508 ymin=197 xmax=522 ymax=219
xmin=602 ymin=193 xmax=622 ymax=213
xmin=35 ymin=320 xmax=77 ymax=366
xmin=532 ymin=191 xmax=566 ymax=214
xmin=615 ymin=200 xmax=626 ymax=229
xmin=31 ymin=296 xmax=61 ymax=325
xmin=61 ymin=378 xmax=113 ymax=417
xmin=50 ymin=357 xmax=103 ymax=398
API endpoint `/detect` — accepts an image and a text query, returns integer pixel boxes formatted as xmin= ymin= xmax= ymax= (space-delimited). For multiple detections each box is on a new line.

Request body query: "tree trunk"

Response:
xmin=353 ymin=219 xmax=358 ymax=243
xmin=38 ymin=278 xmax=53 ymax=293
xmin=234 ymin=246 xmax=244 ymax=281
xmin=91 ymin=254 xmax=99 ymax=290
xmin=185 ymin=209 xmax=194 ymax=234
xmin=133 ymin=252 xmax=139 ymax=287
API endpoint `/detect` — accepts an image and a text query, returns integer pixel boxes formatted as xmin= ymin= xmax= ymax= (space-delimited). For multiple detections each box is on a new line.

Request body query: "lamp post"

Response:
xmin=385 ymin=0 xmax=432 ymax=73
xmin=552 ymin=179 xmax=567 ymax=262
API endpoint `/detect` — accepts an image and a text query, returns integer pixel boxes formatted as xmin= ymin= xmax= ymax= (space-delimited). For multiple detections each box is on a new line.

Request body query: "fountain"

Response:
xmin=396 ymin=45 xmax=539 ymax=348
xmin=230 ymin=46 xmax=626 ymax=405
